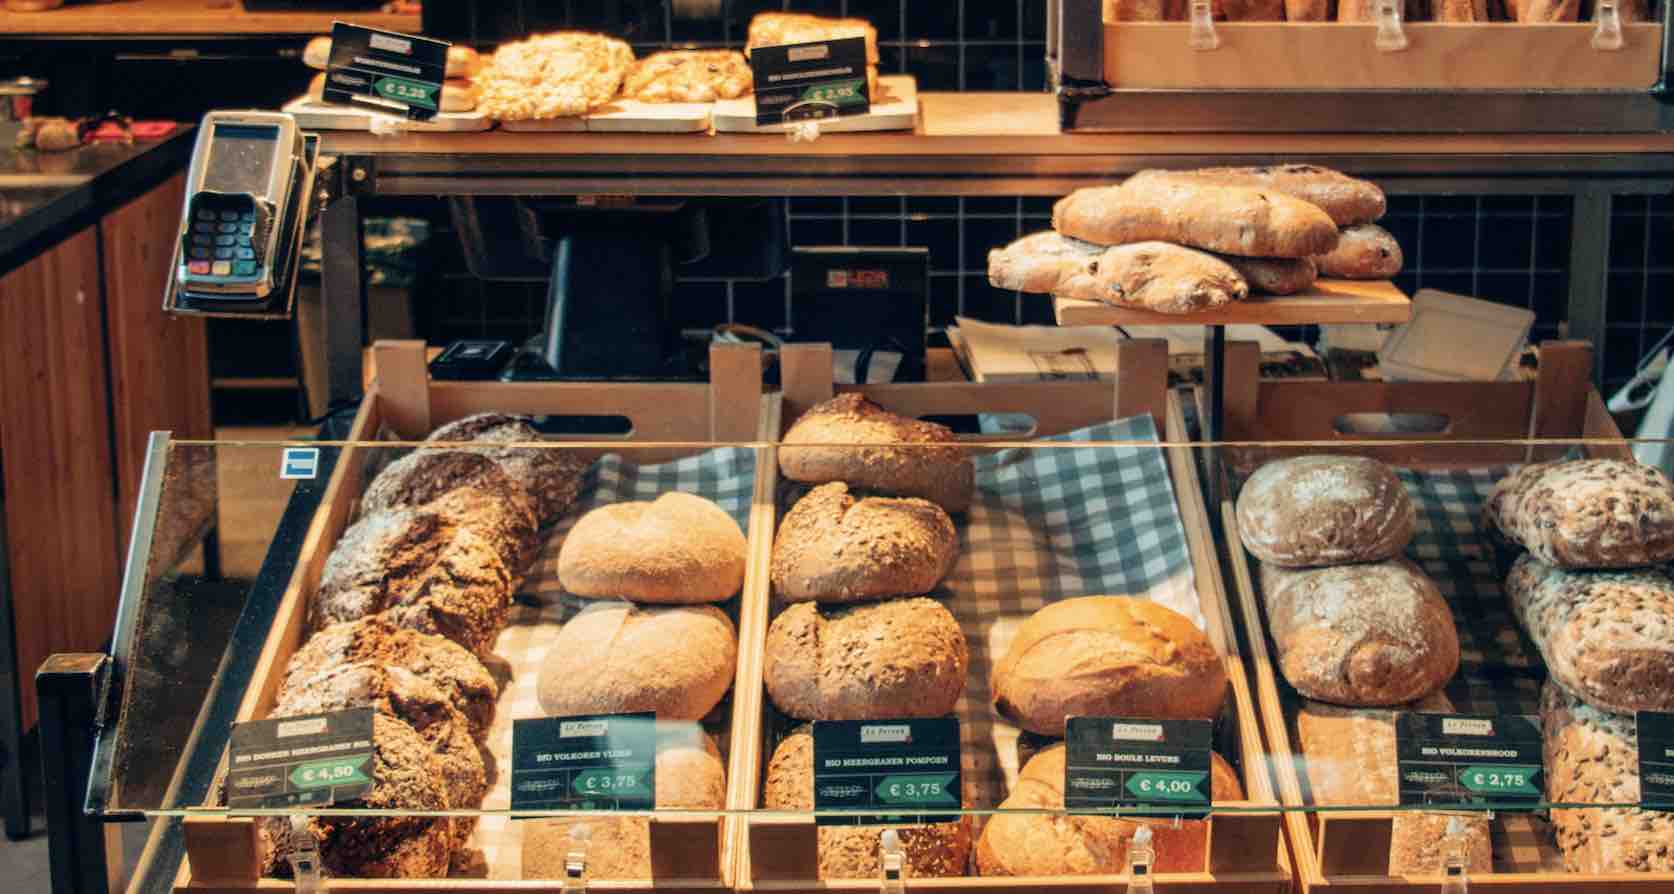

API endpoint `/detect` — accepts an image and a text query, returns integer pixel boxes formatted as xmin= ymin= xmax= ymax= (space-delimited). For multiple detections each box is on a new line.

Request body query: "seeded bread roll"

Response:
xmin=991 ymin=596 xmax=1227 ymax=736
xmin=1056 ymin=173 xmax=1341 ymax=258
xmin=975 ymin=744 xmax=1243 ymax=876
xmin=1541 ymin=681 xmax=1674 ymax=873
xmin=427 ymin=413 xmax=590 ymax=525
xmin=1236 ymin=456 xmax=1415 ymax=568
xmin=1260 ymin=560 xmax=1458 ymax=706
xmin=1127 ymin=165 xmax=1386 ymax=227
xmin=558 ymin=492 xmax=747 ymax=604
xmin=359 ymin=450 xmax=541 ymax=574
xmin=1486 ymin=459 xmax=1674 ymax=569
xmin=258 ymin=713 xmax=451 ymax=879
xmin=1314 ymin=224 xmax=1404 ymax=280
xmin=272 ymin=662 xmax=486 ymax=849
xmin=1295 ymin=696 xmax=1494 ymax=875
xmin=536 ymin=602 xmax=737 ymax=721
xmin=1051 ymin=242 xmax=1250 ymax=315
xmin=772 ymin=482 xmax=958 ymax=603
xmin=1505 ymin=555 xmax=1674 ymax=714
xmin=764 ymin=598 xmax=967 ymax=721
xmin=780 ymin=393 xmax=974 ymax=514
xmin=314 ymin=508 xmax=512 ymax=657
xmin=1217 ymin=254 xmax=1319 ymax=296
xmin=763 ymin=729 xmax=972 ymax=879
xmin=287 ymin=617 xmax=498 ymax=738
xmin=522 ymin=728 xmax=725 ymax=880
xmin=987 ymin=230 xmax=1103 ymax=293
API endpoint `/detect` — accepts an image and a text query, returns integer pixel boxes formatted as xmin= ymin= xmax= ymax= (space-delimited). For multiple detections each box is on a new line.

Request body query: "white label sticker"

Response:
xmin=280 ymin=447 xmax=320 ymax=480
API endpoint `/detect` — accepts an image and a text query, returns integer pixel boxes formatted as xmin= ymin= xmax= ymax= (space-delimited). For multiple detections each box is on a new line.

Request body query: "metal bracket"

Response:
xmin=1189 ymin=0 xmax=1222 ymax=50
xmin=1375 ymin=0 xmax=1410 ymax=52
xmin=560 ymin=824 xmax=592 ymax=894
xmin=286 ymin=815 xmax=325 ymax=894
xmin=1440 ymin=817 xmax=1470 ymax=894
xmin=878 ymin=828 xmax=904 ymax=894
xmin=1125 ymin=825 xmax=1156 ymax=894
xmin=1592 ymin=0 xmax=1625 ymax=50
xmin=39 ymin=653 xmax=117 ymax=894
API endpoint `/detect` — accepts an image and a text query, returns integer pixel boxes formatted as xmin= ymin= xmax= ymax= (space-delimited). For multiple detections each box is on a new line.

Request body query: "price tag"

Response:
xmin=1063 ymin=717 xmax=1213 ymax=818
xmin=1395 ymin=713 xmax=1543 ymax=808
xmin=812 ymin=718 xmax=960 ymax=827
xmin=226 ymin=708 xmax=375 ymax=809
xmin=322 ymin=21 xmax=450 ymax=121
xmin=749 ymin=36 xmax=871 ymax=126
xmin=509 ymin=713 xmax=656 ymax=813
xmin=1637 ymin=711 xmax=1674 ymax=811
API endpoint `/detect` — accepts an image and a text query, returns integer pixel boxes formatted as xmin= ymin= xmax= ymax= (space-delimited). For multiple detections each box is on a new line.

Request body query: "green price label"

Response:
xmin=373 ymin=76 xmax=439 ymax=110
xmin=572 ymin=768 xmax=651 ymax=799
xmin=1459 ymin=765 xmax=1540 ymax=795
xmin=1125 ymin=771 xmax=1208 ymax=802
xmin=290 ymin=756 xmax=370 ymax=790
xmin=801 ymin=78 xmax=867 ymax=107
xmin=874 ymin=773 xmax=959 ymax=806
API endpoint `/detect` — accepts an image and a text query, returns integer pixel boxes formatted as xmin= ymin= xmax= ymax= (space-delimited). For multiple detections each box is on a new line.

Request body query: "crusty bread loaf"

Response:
xmin=522 ymin=728 xmax=726 ymax=880
xmin=772 ymin=482 xmax=958 ymax=603
xmin=1295 ymin=697 xmax=1493 ymax=875
xmin=558 ymin=492 xmax=747 ymax=604
xmin=427 ymin=413 xmax=590 ymax=525
xmin=763 ymin=729 xmax=972 ymax=879
xmin=975 ymin=744 xmax=1243 ymax=876
xmin=359 ymin=449 xmax=541 ymax=575
xmin=287 ymin=617 xmax=498 ymax=739
xmin=1055 ymin=173 xmax=1340 ymax=259
xmin=258 ymin=713 xmax=452 ymax=879
xmin=745 ymin=12 xmax=880 ymax=64
xmin=780 ymin=393 xmax=974 ymax=514
xmin=987 ymin=230 xmax=1103 ymax=293
xmin=476 ymin=32 xmax=634 ymax=121
xmin=1541 ymin=681 xmax=1674 ymax=873
xmin=764 ymin=598 xmax=967 ymax=720
xmin=1505 ymin=554 xmax=1674 ymax=714
xmin=1216 ymin=0 xmax=1286 ymax=18
xmin=1126 ymin=165 xmax=1385 ymax=228
xmin=536 ymin=602 xmax=737 ymax=721
xmin=622 ymin=50 xmax=752 ymax=102
xmin=1286 ymin=0 xmax=1335 ymax=20
xmin=1314 ymin=224 xmax=1403 ymax=280
xmin=304 ymin=35 xmax=482 ymax=78
xmin=1051 ymin=242 xmax=1250 ymax=315
xmin=1260 ymin=560 xmax=1458 ymax=706
xmin=1236 ymin=455 xmax=1415 ymax=568
xmin=1217 ymin=254 xmax=1318 ymax=296
xmin=314 ymin=508 xmax=512 ymax=657
xmin=991 ymin=596 xmax=1227 ymax=736
xmin=1485 ymin=459 xmax=1674 ymax=569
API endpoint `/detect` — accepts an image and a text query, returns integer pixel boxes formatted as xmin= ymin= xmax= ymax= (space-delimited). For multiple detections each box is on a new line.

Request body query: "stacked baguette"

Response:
xmin=1485 ymin=458 xmax=1674 ymax=874
xmin=261 ymin=413 xmax=585 ymax=878
xmin=1235 ymin=455 xmax=1482 ymax=874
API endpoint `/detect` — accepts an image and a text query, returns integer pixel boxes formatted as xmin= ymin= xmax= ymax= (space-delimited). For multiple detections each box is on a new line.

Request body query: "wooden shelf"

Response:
xmin=1053 ymin=278 xmax=1412 ymax=327
xmin=0 ymin=0 xmax=418 ymax=36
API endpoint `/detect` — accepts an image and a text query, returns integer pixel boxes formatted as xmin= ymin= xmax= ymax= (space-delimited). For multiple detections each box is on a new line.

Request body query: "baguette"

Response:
xmin=304 ymin=35 xmax=482 ymax=79
xmin=309 ymin=71 xmax=480 ymax=114
xmin=1055 ymin=173 xmax=1340 ymax=258
xmin=1541 ymin=681 xmax=1674 ymax=873
xmin=987 ymin=230 xmax=1102 ymax=293
xmin=1218 ymin=255 xmax=1318 ymax=295
xmin=1052 ymin=242 xmax=1250 ymax=314
xmin=1125 ymin=165 xmax=1386 ymax=227
xmin=1314 ymin=224 xmax=1403 ymax=280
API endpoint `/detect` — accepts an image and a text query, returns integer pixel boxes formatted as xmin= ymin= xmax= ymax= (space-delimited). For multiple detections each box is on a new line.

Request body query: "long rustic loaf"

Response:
xmin=987 ymin=230 xmax=1103 ymax=293
xmin=535 ymin=602 xmax=738 ymax=721
xmin=558 ymin=492 xmax=748 ymax=604
xmin=1485 ymin=458 xmax=1674 ymax=569
xmin=1541 ymin=681 xmax=1674 ymax=873
xmin=1054 ymin=174 xmax=1340 ymax=258
xmin=1315 ymin=224 xmax=1403 ymax=280
xmin=1124 ymin=165 xmax=1386 ymax=227
xmin=771 ymin=482 xmax=958 ymax=602
xmin=1505 ymin=554 xmax=1674 ymax=714
xmin=764 ymin=597 xmax=968 ymax=720
xmin=359 ymin=449 xmax=541 ymax=575
xmin=1236 ymin=455 xmax=1416 ymax=568
xmin=1218 ymin=254 xmax=1318 ymax=296
xmin=780 ymin=393 xmax=974 ymax=514
xmin=426 ymin=412 xmax=590 ymax=525
xmin=1051 ymin=242 xmax=1250 ymax=314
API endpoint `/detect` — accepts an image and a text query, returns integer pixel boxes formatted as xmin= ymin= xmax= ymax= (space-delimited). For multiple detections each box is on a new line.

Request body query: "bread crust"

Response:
xmin=359 ymin=449 xmax=541 ymax=574
xmin=1127 ymin=165 xmax=1386 ymax=227
xmin=1485 ymin=459 xmax=1674 ymax=569
xmin=287 ymin=617 xmax=498 ymax=738
xmin=427 ymin=413 xmax=590 ymax=525
xmin=764 ymin=598 xmax=968 ymax=720
xmin=1055 ymin=173 xmax=1340 ymax=258
xmin=1236 ymin=455 xmax=1415 ymax=567
xmin=622 ymin=50 xmax=752 ymax=102
xmin=1314 ymin=223 xmax=1403 ymax=279
xmin=987 ymin=230 xmax=1102 ymax=293
xmin=780 ymin=393 xmax=974 ymax=514
xmin=1218 ymin=254 xmax=1318 ymax=295
xmin=1052 ymin=242 xmax=1250 ymax=314
xmin=558 ymin=492 xmax=748 ymax=604
xmin=990 ymin=596 xmax=1227 ymax=736
xmin=476 ymin=32 xmax=634 ymax=120
xmin=1541 ymin=681 xmax=1674 ymax=873
xmin=772 ymin=482 xmax=958 ymax=603
xmin=535 ymin=602 xmax=737 ymax=721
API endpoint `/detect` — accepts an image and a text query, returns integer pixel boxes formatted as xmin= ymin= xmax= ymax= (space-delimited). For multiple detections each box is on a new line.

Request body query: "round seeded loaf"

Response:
xmin=536 ymin=602 xmax=737 ymax=721
xmin=1486 ymin=458 xmax=1674 ymax=569
xmin=1259 ymin=559 xmax=1458 ymax=706
xmin=558 ymin=492 xmax=747 ymax=604
xmin=764 ymin=729 xmax=972 ymax=879
xmin=763 ymin=597 xmax=968 ymax=721
xmin=990 ymin=596 xmax=1227 ymax=736
xmin=772 ymin=482 xmax=959 ymax=603
xmin=360 ymin=449 xmax=542 ymax=575
xmin=779 ymin=393 xmax=975 ymax=514
xmin=314 ymin=508 xmax=512 ymax=657
xmin=975 ymin=743 xmax=1242 ymax=877
xmin=427 ymin=413 xmax=590 ymax=524
xmin=1236 ymin=455 xmax=1415 ymax=567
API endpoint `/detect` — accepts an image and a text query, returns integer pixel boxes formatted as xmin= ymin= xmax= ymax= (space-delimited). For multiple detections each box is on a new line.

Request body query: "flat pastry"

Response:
xmin=622 ymin=50 xmax=751 ymax=102
xmin=477 ymin=32 xmax=634 ymax=120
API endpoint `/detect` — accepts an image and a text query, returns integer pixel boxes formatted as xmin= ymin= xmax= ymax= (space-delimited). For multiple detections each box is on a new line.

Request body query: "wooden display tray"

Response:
xmin=283 ymin=97 xmax=494 ymax=134
xmin=732 ymin=341 xmax=1291 ymax=893
xmin=174 ymin=340 xmax=771 ymax=894
xmin=1053 ymin=279 xmax=1412 ymax=328
xmin=1208 ymin=340 xmax=1674 ymax=892
xmin=1103 ymin=21 xmax=1664 ymax=90
xmin=499 ymin=100 xmax=712 ymax=134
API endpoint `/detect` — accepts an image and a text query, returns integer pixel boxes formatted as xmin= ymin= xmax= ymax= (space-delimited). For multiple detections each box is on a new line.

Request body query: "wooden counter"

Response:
xmin=0 ymin=0 xmax=417 ymax=36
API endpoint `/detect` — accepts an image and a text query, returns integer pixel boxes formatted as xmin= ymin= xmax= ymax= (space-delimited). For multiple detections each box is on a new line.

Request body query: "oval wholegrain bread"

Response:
xmin=990 ymin=596 xmax=1227 ymax=737
xmin=359 ymin=449 xmax=541 ymax=574
xmin=558 ymin=492 xmax=747 ymax=604
xmin=1485 ymin=459 xmax=1674 ymax=569
xmin=1260 ymin=560 xmax=1458 ymax=706
xmin=772 ymin=483 xmax=958 ymax=603
xmin=975 ymin=744 xmax=1243 ymax=876
xmin=763 ymin=729 xmax=972 ymax=879
xmin=536 ymin=602 xmax=737 ymax=721
xmin=764 ymin=598 xmax=967 ymax=721
xmin=1236 ymin=455 xmax=1415 ymax=567
xmin=427 ymin=413 xmax=590 ymax=524
xmin=780 ymin=393 xmax=974 ymax=514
